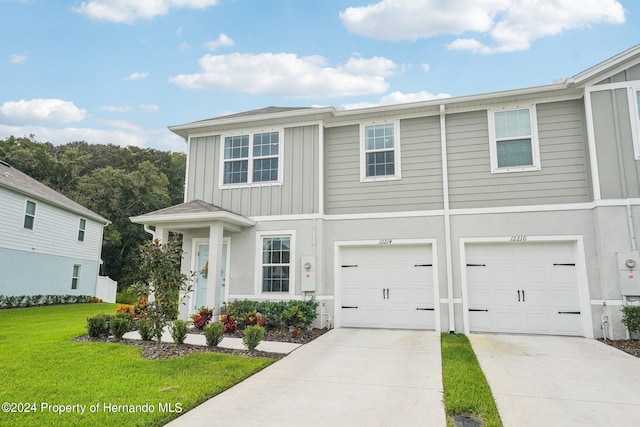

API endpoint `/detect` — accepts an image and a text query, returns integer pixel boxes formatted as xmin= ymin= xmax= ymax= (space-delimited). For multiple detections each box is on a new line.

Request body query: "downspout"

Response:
xmin=143 ymin=224 xmax=156 ymax=238
xmin=440 ymin=104 xmax=455 ymax=333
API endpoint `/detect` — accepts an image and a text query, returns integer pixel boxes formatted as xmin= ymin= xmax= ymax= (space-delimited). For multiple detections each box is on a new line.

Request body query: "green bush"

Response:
xmin=110 ymin=315 xmax=132 ymax=340
xmin=621 ymin=305 xmax=640 ymax=334
xmin=243 ymin=325 xmax=265 ymax=351
xmin=171 ymin=320 xmax=189 ymax=345
xmin=225 ymin=300 xmax=318 ymax=331
xmin=136 ymin=318 xmax=154 ymax=341
xmin=87 ymin=314 xmax=111 ymax=337
xmin=204 ymin=322 xmax=225 ymax=347
xmin=116 ymin=291 xmax=137 ymax=305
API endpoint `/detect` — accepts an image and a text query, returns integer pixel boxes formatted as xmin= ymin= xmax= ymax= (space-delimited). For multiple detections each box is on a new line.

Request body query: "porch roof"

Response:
xmin=130 ymin=199 xmax=255 ymax=230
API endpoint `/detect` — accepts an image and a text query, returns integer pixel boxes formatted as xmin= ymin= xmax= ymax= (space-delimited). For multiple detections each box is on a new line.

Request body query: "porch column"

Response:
xmin=154 ymin=226 xmax=169 ymax=243
xmin=206 ymin=223 xmax=224 ymax=315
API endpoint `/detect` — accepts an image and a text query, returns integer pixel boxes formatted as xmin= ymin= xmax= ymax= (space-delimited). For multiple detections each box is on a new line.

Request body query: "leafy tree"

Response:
xmin=129 ymin=237 xmax=192 ymax=351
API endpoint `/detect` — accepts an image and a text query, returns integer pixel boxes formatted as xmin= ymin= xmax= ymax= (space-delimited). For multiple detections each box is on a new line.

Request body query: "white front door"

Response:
xmin=466 ymin=241 xmax=582 ymax=336
xmin=339 ymin=244 xmax=435 ymax=330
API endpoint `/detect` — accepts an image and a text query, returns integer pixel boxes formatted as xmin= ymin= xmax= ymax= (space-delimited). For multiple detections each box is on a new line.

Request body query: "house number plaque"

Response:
xmin=509 ymin=235 xmax=527 ymax=242
xmin=378 ymin=239 xmax=393 ymax=245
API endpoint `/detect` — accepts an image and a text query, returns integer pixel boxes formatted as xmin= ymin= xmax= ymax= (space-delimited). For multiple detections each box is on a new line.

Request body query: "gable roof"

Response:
xmin=130 ymin=199 xmax=255 ymax=229
xmin=569 ymin=43 xmax=640 ymax=86
xmin=0 ymin=160 xmax=109 ymax=224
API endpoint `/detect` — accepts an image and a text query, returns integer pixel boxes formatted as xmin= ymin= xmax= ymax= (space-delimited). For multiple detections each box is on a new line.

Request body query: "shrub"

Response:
xmin=171 ymin=320 xmax=189 ymax=345
xmin=204 ymin=322 xmax=225 ymax=347
xmin=116 ymin=305 xmax=133 ymax=315
xmin=137 ymin=318 xmax=154 ymax=341
xmin=621 ymin=305 xmax=640 ymax=334
xmin=116 ymin=291 xmax=137 ymax=305
xmin=220 ymin=314 xmax=237 ymax=333
xmin=133 ymin=296 xmax=148 ymax=319
xmin=87 ymin=314 xmax=111 ymax=338
xmin=88 ymin=296 xmax=102 ymax=303
xmin=243 ymin=325 xmax=265 ymax=351
xmin=243 ymin=310 xmax=266 ymax=328
xmin=190 ymin=306 xmax=214 ymax=330
xmin=110 ymin=315 xmax=132 ymax=340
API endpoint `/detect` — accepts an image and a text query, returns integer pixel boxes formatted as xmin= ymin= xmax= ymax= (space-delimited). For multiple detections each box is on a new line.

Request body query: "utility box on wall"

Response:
xmin=617 ymin=251 xmax=640 ymax=296
xmin=300 ymin=256 xmax=316 ymax=292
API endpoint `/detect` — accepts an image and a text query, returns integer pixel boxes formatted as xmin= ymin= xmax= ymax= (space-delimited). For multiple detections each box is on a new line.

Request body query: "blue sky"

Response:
xmin=0 ymin=0 xmax=637 ymax=152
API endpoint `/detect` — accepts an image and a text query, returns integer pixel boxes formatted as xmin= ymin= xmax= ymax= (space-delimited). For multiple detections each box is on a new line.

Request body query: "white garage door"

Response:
xmin=339 ymin=244 xmax=435 ymax=330
xmin=466 ymin=241 xmax=582 ymax=336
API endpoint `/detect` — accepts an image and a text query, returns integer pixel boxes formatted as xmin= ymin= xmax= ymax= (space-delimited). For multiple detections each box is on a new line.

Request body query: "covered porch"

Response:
xmin=130 ymin=200 xmax=254 ymax=318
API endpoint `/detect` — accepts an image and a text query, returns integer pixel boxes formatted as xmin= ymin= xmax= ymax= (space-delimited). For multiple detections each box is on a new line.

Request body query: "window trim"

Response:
xmin=488 ymin=104 xmax=541 ymax=174
xmin=23 ymin=200 xmax=36 ymax=230
xmin=78 ymin=218 xmax=86 ymax=242
xmin=218 ymin=128 xmax=284 ymax=188
xmin=71 ymin=264 xmax=81 ymax=290
xmin=359 ymin=120 xmax=402 ymax=182
xmin=628 ymin=85 xmax=640 ymax=160
xmin=254 ymin=230 xmax=296 ymax=296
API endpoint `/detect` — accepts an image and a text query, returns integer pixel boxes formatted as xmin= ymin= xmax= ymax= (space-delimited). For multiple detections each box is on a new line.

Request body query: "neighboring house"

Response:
xmin=132 ymin=44 xmax=640 ymax=340
xmin=0 ymin=160 xmax=110 ymax=299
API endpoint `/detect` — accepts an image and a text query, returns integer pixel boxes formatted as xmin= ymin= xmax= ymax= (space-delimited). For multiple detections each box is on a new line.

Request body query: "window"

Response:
xmin=630 ymin=87 xmax=640 ymax=160
xmin=360 ymin=121 xmax=401 ymax=181
xmin=78 ymin=218 xmax=86 ymax=242
xmin=261 ymin=236 xmax=291 ymax=292
xmin=23 ymin=200 xmax=36 ymax=229
xmin=222 ymin=130 xmax=281 ymax=185
xmin=488 ymin=106 xmax=541 ymax=173
xmin=71 ymin=265 xmax=80 ymax=290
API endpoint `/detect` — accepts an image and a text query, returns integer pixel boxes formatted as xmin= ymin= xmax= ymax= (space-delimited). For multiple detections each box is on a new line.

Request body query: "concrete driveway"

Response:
xmin=166 ymin=328 xmax=446 ymax=427
xmin=469 ymin=334 xmax=640 ymax=427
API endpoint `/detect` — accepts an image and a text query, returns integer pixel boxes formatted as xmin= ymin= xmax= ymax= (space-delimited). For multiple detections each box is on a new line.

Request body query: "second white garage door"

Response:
xmin=465 ymin=241 xmax=583 ymax=336
xmin=339 ymin=244 xmax=436 ymax=330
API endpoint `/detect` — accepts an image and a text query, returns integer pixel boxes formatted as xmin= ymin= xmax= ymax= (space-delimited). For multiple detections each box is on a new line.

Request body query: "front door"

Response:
xmin=194 ymin=240 xmax=229 ymax=313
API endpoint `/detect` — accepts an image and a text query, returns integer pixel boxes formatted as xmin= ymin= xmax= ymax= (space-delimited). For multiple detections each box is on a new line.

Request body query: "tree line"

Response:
xmin=0 ymin=135 xmax=186 ymax=290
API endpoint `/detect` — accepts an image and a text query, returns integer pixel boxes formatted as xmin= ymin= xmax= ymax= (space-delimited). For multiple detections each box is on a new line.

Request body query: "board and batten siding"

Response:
xmin=590 ymin=65 xmax=640 ymax=199
xmin=447 ymin=100 xmax=590 ymax=209
xmin=186 ymin=125 xmax=319 ymax=217
xmin=324 ymin=117 xmax=444 ymax=214
xmin=0 ymin=188 xmax=103 ymax=261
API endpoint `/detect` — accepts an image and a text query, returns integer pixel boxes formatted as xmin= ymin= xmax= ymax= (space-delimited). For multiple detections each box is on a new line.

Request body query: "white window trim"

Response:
xmin=628 ymin=85 xmax=640 ymax=160
xmin=71 ymin=264 xmax=81 ymax=290
xmin=23 ymin=199 xmax=36 ymax=230
xmin=359 ymin=120 xmax=402 ymax=182
xmin=254 ymin=230 xmax=296 ymax=296
xmin=488 ymin=104 xmax=541 ymax=174
xmin=78 ymin=218 xmax=86 ymax=242
xmin=218 ymin=128 xmax=284 ymax=189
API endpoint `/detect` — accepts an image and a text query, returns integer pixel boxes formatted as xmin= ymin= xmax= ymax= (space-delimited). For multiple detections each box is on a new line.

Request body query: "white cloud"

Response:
xmin=341 ymin=90 xmax=451 ymax=110
xmin=204 ymin=33 xmax=235 ymax=51
xmin=139 ymin=104 xmax=159 ymax=112
xmin=73 ymin=0 xmax=220 ymax=24
xmin=102 ymin=105 xmax=131 ymax=112
xmin=169 ymin=53 xmax=396 ymax=98
xmin=125 ymin=71 xmax=149 ymax=80
xmin=340 ymin=0 xmax=625 ymax=53
xmin=0 ymin=99 xmax=86 ymax=125
xmin=9 ymin=53 xmax=28 ymax=64
xmin=421 ymin=63 xmax=430 ymax=73
xmin=179 ymin=42 xmax=191 ymax=50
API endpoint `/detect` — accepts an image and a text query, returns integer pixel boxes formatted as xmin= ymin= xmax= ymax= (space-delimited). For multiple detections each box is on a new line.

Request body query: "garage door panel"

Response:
xmin=340 ymin=244 xmax=435 ymax=330
xmin=466 ymin=241 xmax=582 ymax=337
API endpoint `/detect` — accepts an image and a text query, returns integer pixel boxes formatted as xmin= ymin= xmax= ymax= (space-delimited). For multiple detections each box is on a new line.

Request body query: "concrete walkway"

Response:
xmin=122 ymin=330 xmax=301 ymax=354
xmin=469 ymin=334 xmax=640 ymax=427
xmin=166 ymin=328 xmax=446 ymax=427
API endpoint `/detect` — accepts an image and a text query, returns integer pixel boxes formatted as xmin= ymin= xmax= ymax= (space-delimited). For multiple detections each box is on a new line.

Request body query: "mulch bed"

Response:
xmin=75 ymin=328 xmax=328 ymax=360
xmin=599 ymin=338 xmax=640 ymax=358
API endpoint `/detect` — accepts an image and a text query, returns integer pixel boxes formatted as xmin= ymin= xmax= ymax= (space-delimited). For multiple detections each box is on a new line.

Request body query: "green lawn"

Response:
xmin=441 ymin=333 xmax=503 ymax=427
xmin=0 ymin=303 xmax=273 ymax=426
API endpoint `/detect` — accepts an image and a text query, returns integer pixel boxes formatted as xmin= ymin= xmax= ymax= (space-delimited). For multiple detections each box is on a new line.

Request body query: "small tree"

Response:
xmin=129 ymin=236 xmax=192 ymax=351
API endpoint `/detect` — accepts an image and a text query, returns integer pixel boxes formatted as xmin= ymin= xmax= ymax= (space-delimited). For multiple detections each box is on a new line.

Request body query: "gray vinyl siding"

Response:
xmin=186 ymin=125 xmax=319 ymax=217
xmin=591 ymin=88 xmax=640 ymax=198
xmin=325 ymin=117 xmax=444 ymax=214
xmin=447 ymin=100 xmax=590 ymax=208
xmin=595 ymin=63 xmax=640 ymax=85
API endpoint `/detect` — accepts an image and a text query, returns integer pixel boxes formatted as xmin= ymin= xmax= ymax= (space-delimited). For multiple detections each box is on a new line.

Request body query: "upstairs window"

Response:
xmin=360 ymin=121 xmax=401 ymax=181
xmin=488 ymin=105 xmax=541 ymax=173
xmin=222 ymin=130 xmax=281 ymax=186
xmin=23 ymin=200 xmax=36 ymax=229
xmin=78 ymin=218 xmax=86 ymax=242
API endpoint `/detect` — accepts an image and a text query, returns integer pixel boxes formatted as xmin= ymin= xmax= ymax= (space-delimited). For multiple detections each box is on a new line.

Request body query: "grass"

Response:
xmin=441 ymin=333 xmax=503 ymax=427
xmin=0 ymin=303 xmax=273 ymax=426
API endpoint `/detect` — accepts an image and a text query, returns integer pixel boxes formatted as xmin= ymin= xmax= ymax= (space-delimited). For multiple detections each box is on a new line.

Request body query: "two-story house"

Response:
xmin=0 ymin=160 xmax=110 ymax=299
xmin=132 ymin=44 xmax=640 ymax=340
